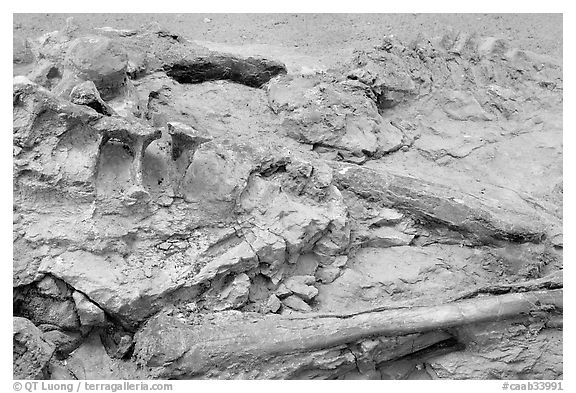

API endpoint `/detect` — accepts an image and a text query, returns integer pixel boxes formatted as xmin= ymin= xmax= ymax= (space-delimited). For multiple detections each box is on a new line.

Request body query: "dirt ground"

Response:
xmin=13 ymin=13 xmax=563 ymax=62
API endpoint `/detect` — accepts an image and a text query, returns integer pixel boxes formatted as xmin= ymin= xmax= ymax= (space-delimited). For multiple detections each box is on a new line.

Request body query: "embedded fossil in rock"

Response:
xmin=134 ymin=289 xmax=562 ymax=379
xmin=69 ymin=80 xmax=115 ymax=116
xmin=93 ymin=116 xmax=162 ymax=202
xmin=13 ymin=17 xmax=562 ymax=381
xmin=167 ymin=121 xmax=212 ymax=161
xmin=13 ymin=77 xmax=161 ymax=203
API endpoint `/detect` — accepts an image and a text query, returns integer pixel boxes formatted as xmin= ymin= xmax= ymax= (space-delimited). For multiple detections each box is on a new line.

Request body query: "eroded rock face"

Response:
xmin=13 ymin=20 xmax=562 ymax=380
xmin=268 ymin=74 xmax=405 ymax=158
xmin=133 ymin=290 xmax=561 ymax=379
xmin=14 ymin=317 xmax=56 ymax=379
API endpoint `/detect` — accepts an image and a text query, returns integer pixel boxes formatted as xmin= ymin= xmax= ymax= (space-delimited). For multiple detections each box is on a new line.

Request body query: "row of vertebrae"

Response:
xmin=14 ymin=20 xmax=287 ymax=203
xmin=13 ymin=76 xmax=210 ymax=204
xmin=14 ymin=23 xmax=562 ymax=204
xmin=347 ymin=31 xmax=562 ymax=110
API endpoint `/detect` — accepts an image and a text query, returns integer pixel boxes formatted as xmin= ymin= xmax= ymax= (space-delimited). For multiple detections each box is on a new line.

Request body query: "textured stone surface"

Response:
xmin=14 ymin=317 xmax=55 ymax=379
xmin=282 ymin=295 xmax=312 ymax=312
xmin=72 ymin=291 xmax=107 ymax=327
xmin=13 ymin=17 xmax=562 ymax=380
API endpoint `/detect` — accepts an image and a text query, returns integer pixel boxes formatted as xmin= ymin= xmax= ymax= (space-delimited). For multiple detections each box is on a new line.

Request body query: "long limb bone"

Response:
xmin=135 ymin=289 xmax=562 ymax=378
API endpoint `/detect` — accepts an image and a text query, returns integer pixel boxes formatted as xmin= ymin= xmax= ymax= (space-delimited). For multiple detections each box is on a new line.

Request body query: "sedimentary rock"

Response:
xmin=13 ymin=19 xmax=562 ymax=380
xmin=268 ymin=74 xmax=405 ymax=157
xmin=72 ymin=291 xmax=107 ymax=327
xmin=133 ymin=289 xmax=561 ymax=379
xmin=14 ymin=317 xmax=56 ymax=379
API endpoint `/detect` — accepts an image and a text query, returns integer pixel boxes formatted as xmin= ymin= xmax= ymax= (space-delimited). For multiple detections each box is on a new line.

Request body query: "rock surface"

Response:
xmin=13 ymin=16 xmax=562 ymax=380
xmin=14 ymin=317 xmax=56 ymax=379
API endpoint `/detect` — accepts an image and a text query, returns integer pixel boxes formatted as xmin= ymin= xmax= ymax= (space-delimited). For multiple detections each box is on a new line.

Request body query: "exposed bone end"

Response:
xmin=123 ymin=185 xmax=151 ymax=205
xmin=94 ymin=116 xmax=162 ymax=145
xmin=167 ymin=121 xmax=212 ymax=161
xmin=64 ymin=36 xmax=129 ymax=100
xmin=70 ymin=81 xmax=115 ymax=116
